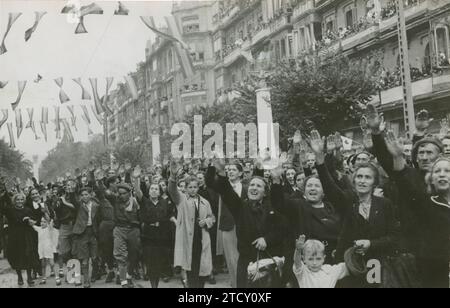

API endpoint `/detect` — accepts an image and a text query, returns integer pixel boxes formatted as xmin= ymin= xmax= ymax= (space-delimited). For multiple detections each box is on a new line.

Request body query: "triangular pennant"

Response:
xmin=26 ymin=108 xmax=34 ymax=128
xmin=66 ymin=105 xmax=78 ymax=131
xmin=76 ymin=3 xmax=104 ymax=34
xmin=15 ymin=109 xmax=23 ymax=139
xmin=81 ymin=114 xmax=93 ymax=135
xmin=114 ymin=1 xmax=129 ymax=15
xmin=0 ymin=13 xmax=22 ymax=55
xmin=54 ymin=77 xmax=70 ymax=103
xmin=0 ymin=110 xmax=8 ymax=129
xmin=11 ymin=81 xmax=27 ymax=110
xmin=80 ymin=105 xmax=91 ymax=124
xmin=89 ymin=78 xmax=104 ymax=114
xmin=102 ymin=77 xmax=115 ymax=115
xmin=140 ymin=16 xmax=189 ymax=50
xmin=24 ymin=11 xmax=47 ymax=42
xmin=41 ymin=107 xmax=48 ymax=124
xmin=90 ymin=105 xmax=104 ymax=125
xmin=62 ymin=119 xmax=74 ymax=143
xmin=7 ymin=123 xmax=15 ymax=148
xmin=165 ymin=16 xmax=195 ymax=78
xmin=0 ymin=81 xmax=8 ymax=89
xmin=73 ymin=78 xmax=92 ymax=100
xmin=31 ymin=121 xmax=40 ymax=140
xmin=40 ymin=122 xmax=48 ymax=142
xmin=54 ymin=106 xmax=61 ymax=132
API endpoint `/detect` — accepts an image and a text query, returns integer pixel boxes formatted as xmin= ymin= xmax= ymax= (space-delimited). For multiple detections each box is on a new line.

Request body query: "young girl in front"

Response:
xmin=32 ymin=217 xmax=56 ymax=285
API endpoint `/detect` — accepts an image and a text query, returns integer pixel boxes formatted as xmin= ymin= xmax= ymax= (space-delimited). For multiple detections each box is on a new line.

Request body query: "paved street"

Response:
xmin=0 ymin=254 xmax=230 ymax=289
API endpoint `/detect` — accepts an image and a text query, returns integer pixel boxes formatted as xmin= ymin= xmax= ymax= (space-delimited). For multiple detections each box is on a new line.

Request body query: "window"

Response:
xmin=346 ymin=9 xmax=353 ymax=28
xmin=198 ymin=52 xmax=204 ymax=61
xmin=435 ymin=26 xmax=450 ymax=67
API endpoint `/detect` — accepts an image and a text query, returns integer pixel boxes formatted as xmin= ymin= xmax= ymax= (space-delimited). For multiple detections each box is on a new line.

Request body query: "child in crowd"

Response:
xmin=32 ymin=217 xmax=56 ymax=285
xmin=293 ymin=235 xmax=349 ymax=288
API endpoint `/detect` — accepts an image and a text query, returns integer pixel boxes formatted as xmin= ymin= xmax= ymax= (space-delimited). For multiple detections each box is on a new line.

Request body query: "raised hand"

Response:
xmin=440 ymin=117 xmax=449 ymax=136
xmin=308 ymin=130 xmax=325 ymax=155
xmin=124 ymin=161 xmax=132 ymax=172
xmin=169 ymin=156 xmax=182 ymax=179
xmin=334 ymin=132 xmax=343 ymax=150
xmin=94 ymin=169 xmax=105 ymax=181
xmin=384 ymin=130 xmax=404 ymax=158
xmin=296 ymin=235 xmax=306 ymax=251
xmin=326 ymin=135 xmax=336 ymax=153
xmin=415 ymin=110 xmax=433 ymax=135
xmin=362 ymin=131 xmax=374 ymax=150
xmin=293 ymin=130 xmax=302 ymax=145
xmin=132 ymin=165 xmax=142 ymax=179
xmin=363 ymin=103 xmax=385 ymax=134
xmin=270 ymin=165 xmax=284 ymax=184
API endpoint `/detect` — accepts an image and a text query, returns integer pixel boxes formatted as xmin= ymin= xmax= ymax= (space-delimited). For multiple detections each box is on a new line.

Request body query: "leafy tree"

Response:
xmin=0 ymin=139 xmax=33 ymax=181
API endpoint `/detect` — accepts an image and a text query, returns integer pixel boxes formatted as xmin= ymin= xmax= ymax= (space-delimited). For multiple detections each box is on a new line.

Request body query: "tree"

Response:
xmin=0 ymin=139 xmax=33 ymax=181
xmin=39 ymin=134 xmax=107 ymax=183
xmin=113 ymin=142 xmax=145 ymax=167
xmin=182 ymin=52 xmax=382 ymax=148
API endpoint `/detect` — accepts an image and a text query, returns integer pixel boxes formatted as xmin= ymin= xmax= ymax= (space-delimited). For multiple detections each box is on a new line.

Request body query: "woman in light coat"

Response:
xmin=168 ymin=158 xmax=216 ymax=288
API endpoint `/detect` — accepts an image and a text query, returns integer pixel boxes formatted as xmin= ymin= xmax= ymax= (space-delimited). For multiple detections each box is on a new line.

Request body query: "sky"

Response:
xmin=0 ymin=0 xmax=184 ymax=162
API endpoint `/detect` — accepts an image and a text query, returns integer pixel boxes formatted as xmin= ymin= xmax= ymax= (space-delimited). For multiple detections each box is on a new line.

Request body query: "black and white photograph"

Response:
xmin=0 ymin=0 xmax=449 ymax=290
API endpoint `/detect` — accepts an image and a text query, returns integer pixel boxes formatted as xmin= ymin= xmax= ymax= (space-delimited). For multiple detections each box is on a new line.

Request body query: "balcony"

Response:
xmin=293 ymin=0 xmax=315 ymax=21
xmin=379 ymin=0 xmax=430 ymax=32
xmin=371 ymin=70 xmax=450 ymax=107
xmin=269 ymin=14 xmax=292 ymax=36
xmin=251 ymin=25 xmax=271 ymax=45
xmin=223 ymin=39 xmax=251 ymax=67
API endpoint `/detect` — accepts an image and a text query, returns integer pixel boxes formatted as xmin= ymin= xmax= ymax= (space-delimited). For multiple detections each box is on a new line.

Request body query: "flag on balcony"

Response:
xmin=0 ymin=13 xmax=22 ymax=55
xmin=25 ymin=11 xmax=47 ymax=42
xmin=11 ymin=81 xmax=27 ymax=110
xmin=15 ymin=109 xmax=23 ymax=139
xmin=55 ymin=77 xmax=71 ymax=104
xmin=66 ymin=105 xmax=78 ymax=131
xmin=124 ymin=75 xmax=138 ymax=100
xmin=165 ymin=16 xmax=195 ymax=78
xmin=0 ymin=81 xmax=8 ymax=89
xmin=73 ymin=78 xmax=92 ymax=100
xmin=89 ymin=78 xmax=104 ymax=114
xmin=91 ymin=105 xmax=104 ymax=125
xmin=62 ymin=119 xmax=74 ymax=143
xmin=80 ymin=105 xmax=91 ymax=124
xmin=0 ymin=110 xmax=8 ymax=129
xmin=114 ymin=2 xmax=129 ymax=15
xmin=7 ymin=123 xmax=15 ymax=148
xmin=61 ymin=2 xmax=104 ymax=34
xmin=26 ymin=108 xmax=34 ymax=129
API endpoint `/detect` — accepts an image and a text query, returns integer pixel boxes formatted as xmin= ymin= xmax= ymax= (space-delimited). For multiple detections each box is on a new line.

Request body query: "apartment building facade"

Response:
xmin=108 ymin=0 xmax=450 ymax=153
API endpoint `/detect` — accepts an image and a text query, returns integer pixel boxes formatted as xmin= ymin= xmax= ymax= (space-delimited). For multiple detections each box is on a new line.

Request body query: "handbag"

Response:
xmin=381 ymin=253 xmax=421 ymax=288
xmin=247 ymin=250 xmax=285 ymax=288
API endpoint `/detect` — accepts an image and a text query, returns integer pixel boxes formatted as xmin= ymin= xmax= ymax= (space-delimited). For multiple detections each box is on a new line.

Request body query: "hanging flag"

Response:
xmin=102 ymin=77 xmax=114 ymax=115
xmin=124 ymin=75 xmax=138 ymax=100
xmin=341 ymin=136 xmax=353 ymax=151
xmin=41 ymin=106 xmax=48 ymax=124
xmin=40 ymin=122 xmax=48 ymax=142
xmin=114 ymin=1 xmax=129 ymax=15
xmin=11 ymin=81 xmax=27 ymax=110
xmin=66 ymin=105 xmax=78 ymax=131
xmin=80 ymin=105 xmax=91 ymax=124
xmin=62 ymin=119 xmax=74 ymax=143
xmin=89 ymin=78 xmax=104 ymax=114
xmin=15 ymin=109 xmax=23 ymax=139
xmin=54 ymin=106 xmax=61 ymax=133
xmin=30 ymin=121 xmax=40 ymax=140
xmin=26 ymin=108 xmax=34 ymax=128
xmin=90 ymin=105 xmax=104 ymax=125
xmin=0 ymin=81 xmax=8 ymax=89
xmin=7 ymin=123 xmax=15 ymax=148
xmin=0 ymin=13 xmax=22 ymax=55
xmin=164 ymin=16 xmax=195 ymax=78
xmin=140 ymin=16 xmax=188 ymax=49
xmin=55 ymin=78 xmax=70 ymax=104
xmin=73 ymin=78 xmax=91 ymax=100
xmin=25 ymin=11 xmax=47 ymax=42
xmin=34 ymin=74 xmax=43 ymax=83
xmin=0 ymin=110 xmax=8 ymax=129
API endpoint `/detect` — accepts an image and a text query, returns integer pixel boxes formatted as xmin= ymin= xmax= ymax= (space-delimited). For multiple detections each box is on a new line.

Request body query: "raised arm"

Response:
xmin=167 ymin=158 xmax=182 ymax=206
xmin=131 ymin=166 xmax=144 ymax=202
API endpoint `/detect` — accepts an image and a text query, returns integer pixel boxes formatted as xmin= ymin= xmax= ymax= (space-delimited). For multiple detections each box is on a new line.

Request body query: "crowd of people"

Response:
xmin=1 ymin=105 xmax=450 ymax=288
